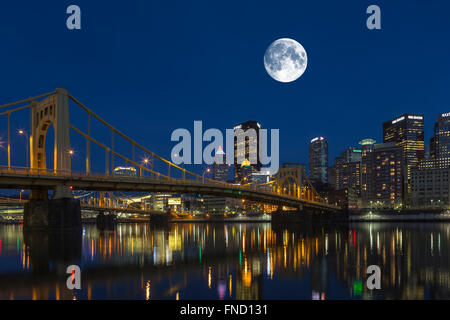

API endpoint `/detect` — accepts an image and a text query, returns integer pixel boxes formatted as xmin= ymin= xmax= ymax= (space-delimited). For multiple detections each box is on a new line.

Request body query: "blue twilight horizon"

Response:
xmin=0 ymin=0 xmax=450 ymax=173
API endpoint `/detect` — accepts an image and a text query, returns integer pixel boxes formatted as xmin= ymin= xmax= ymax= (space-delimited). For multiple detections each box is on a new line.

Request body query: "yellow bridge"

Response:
xmin=0 ymin=88 xmax=340 ymax=225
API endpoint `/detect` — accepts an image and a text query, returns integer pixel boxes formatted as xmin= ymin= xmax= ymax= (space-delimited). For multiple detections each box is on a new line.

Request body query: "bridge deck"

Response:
xmin=0 ymin=168 xmax=340 ymax=212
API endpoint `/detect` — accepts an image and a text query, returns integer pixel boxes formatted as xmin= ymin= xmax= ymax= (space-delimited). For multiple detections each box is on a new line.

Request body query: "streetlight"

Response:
xmin=141 ymin=157 xmax=149 ymax=177
xmin=202 ymin=167 xmax=211 ymax=183
xmin=68 ymin=149 xmax=74 ymax=174
xmin=18 ymin=129 xmax=29 ymax=168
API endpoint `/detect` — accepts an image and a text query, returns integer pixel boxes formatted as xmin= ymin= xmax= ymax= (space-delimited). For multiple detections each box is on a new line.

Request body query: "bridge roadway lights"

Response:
xmin=24 ymin=189 xmax=81 ymax=230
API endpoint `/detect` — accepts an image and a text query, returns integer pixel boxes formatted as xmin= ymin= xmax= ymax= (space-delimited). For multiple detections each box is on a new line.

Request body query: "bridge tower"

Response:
xmin=24 ymin=88 xmax=80 ymax=230
xmin=276 ymin=165 xmax=305 ymax=200
xmin=30 ymin=88 xmax=71 ymax=173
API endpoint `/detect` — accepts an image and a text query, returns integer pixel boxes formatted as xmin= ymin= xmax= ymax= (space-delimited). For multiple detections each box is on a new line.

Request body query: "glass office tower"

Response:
xmin=309 ymin=137 xmax=328 ymax=186
xmin=382 ymin=114 xmax=424 ymax=195
xmin=234 ymin=120 xmax=262 ymax=183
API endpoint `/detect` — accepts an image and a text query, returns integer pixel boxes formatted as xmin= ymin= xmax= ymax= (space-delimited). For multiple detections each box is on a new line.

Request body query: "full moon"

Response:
xmin=264 ymin=38 xmax=308 ymax=83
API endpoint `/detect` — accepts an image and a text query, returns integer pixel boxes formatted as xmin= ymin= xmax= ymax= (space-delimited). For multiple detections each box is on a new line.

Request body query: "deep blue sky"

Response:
xmin=1 ymin=0 xmax=450 ymax=173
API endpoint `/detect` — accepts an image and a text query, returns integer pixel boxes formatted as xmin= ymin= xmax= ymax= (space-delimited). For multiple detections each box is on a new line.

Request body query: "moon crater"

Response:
xmin=264 ymin=38 xmax=308 ymax=83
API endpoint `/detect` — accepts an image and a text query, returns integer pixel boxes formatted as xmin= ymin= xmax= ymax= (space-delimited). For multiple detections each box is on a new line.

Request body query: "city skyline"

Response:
xmin=1 ymin=1 xmax=450 ymax=305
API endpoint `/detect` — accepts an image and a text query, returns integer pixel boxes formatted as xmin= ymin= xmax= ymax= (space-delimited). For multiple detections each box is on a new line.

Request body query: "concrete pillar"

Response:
xmin=53 ymin=185 xmax=73 ymax=199
xmin=29 ymin=189 xmax=48 ymax=200
xmin=55 ymin=88 xmax=71 ymax=173
xmin=23 ymin=197 xmax=81 ymax=230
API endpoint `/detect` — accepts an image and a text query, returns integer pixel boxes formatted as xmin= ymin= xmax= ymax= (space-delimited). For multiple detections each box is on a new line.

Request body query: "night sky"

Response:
xmin=1 ymin=0 xmax=450 ymax=174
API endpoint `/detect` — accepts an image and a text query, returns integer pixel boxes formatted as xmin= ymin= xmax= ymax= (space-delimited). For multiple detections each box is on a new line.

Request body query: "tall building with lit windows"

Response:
xmin=360 ymin=139 xmax=404 ymax=208
xmin=382 ymin=114 xmax=424 ymax=191
xmin=309 ymin=137 xmax=328 ymax=186
xmin=421 ymin=112 xmax=450 ymax=169
xmin=330 ymin=147 xmax=362 ymax=195
xmin=234 ymin=120 xmax=262 ymax=183
xmin=213 ymin=145 xmax=228 ymax=182
xmin=410 ymin=112 xmax=450 ymax=208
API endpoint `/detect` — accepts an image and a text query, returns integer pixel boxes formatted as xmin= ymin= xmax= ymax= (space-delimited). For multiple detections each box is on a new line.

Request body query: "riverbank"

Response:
xmin=168 ymin=215 xmax=271 ymax=223
xmin=349 ymin=212 xmax=450 ymax=222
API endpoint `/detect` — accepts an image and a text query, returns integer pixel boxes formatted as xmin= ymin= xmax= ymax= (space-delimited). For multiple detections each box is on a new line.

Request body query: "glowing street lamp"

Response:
xmin=18 ymin=129 xmax=30 ymax=168
xmin=202 ymin=167 xmax=211 ymax=183
xmin=68 ymin=149 xmax=74 ymax=174
xmin=141 ymin=157 xmax=150 ymax=177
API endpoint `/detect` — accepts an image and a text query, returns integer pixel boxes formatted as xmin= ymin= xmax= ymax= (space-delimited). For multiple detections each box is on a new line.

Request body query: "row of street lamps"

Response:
xmin=3 ymin=129 xmax=211 ymax=179
xmin=1 ymin=128 xmax=74 ymax=170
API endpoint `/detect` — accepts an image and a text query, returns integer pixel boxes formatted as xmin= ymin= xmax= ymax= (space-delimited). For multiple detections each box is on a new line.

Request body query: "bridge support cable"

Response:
xmin=70 ymin=124 xmax=168 ymax=179
xmin=7 ymin=112 xmax=10 ymax=169
xmin=86 ymin=113 xmax=91 ymax=174
xmin=110 ymin=129 xmax=114 ymax=173
xmin=68 ymin=94 xmax=230 ymax=185
xmin=0 ymin=91 xmax=55 ymax=110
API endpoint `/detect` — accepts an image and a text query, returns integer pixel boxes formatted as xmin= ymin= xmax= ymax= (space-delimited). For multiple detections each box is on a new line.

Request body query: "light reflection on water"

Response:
xmin=0 ymin=222 xmax=449 ymax=300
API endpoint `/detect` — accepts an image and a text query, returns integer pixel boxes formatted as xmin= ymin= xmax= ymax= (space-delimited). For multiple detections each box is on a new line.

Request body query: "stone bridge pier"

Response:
xmin=23 ymin=187 xmax=81 ymax=230
xmin=271 ymin=205 xmax=346 ymax=224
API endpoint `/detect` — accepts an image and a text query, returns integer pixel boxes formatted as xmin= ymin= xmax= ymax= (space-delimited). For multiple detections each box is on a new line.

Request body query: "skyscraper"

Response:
xmin=411 ymin=112 xmax=450 ymax=208
xmin=428 ymin=112 xmax=450 ymax=168
xmin=360 ymin=139 xmax=404 ymax=208
xmin=234 ymin=120 xmax=262 ymax=183
xmin=382 ymin=114 xmax=424 ymax=188
xmin=309 ymin=137 xmax=328 ymax=186
xmin=212 ymin=145 xmax=228 ymax=182
xmin=330 ymin=147 xmax=362 ymax=195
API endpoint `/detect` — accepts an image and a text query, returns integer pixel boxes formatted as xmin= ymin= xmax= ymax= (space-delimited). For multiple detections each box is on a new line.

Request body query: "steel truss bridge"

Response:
xmin=0 ymin=89 xmax=340 ymax=213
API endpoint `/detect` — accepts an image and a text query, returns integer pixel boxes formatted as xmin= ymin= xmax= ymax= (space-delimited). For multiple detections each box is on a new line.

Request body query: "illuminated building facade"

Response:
xmin=419 ymin=112 xmax=450 ymax=170
xmin=151 ymin=193 xmax=181 ymax=212
xmin=308 ymin=137 xmax=328 ymax=186
xmin=203 ymin=146 xmax=233 ymax=214
xmin=250 ymin=170 xmax=271 ymax=184
xmin=410 ymin=167 xmax=450 ymax=208
xmin=409 ymin=112 xmax=450 ymax=208
xmin=113 ymin=166 xmax=137 ymax=177
xmin=382 ymin=114 xmax=424 ymax=193
xmin=202 ymin=196 xmax=243 ymax=215
xmin=212 ymin=145 xmax=228 ymax=182
xmin=431 ymin=112 xmax=450 ymax=159
xmin=329 ymin=147 xmax=362 ymax=196
xmin=360 ymin=139 xmax=404 ymax=208
xmin=328 ymin=187 xmax=357 ymax=209
xmin=234 ymin=120 xmax=262 ymax=184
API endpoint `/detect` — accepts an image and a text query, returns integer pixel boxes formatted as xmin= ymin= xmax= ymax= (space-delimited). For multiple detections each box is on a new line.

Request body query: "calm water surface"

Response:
xmin=0 ymin=222 xmax=449 ymax=300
